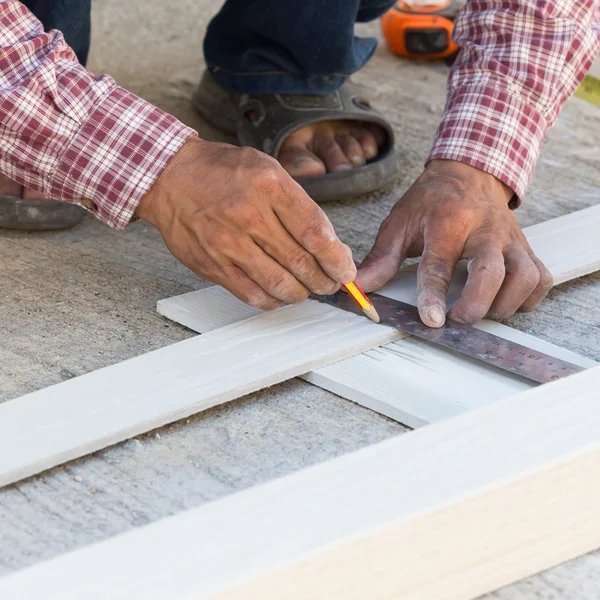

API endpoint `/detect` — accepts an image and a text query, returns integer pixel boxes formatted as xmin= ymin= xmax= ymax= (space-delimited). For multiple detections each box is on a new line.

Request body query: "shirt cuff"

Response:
xmin=426 ymin=80 xmax=549 ymax=208
xmin=49 ymin=86 xmax=196 ymax=230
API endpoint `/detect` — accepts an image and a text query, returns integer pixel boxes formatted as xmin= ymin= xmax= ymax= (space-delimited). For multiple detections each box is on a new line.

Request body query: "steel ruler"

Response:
xmin=313 ymin=291 xmax=584 ymax=384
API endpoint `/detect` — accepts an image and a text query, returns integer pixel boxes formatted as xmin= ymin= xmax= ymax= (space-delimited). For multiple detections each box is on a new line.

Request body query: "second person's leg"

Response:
xmin=199 ymin=0 xmax=399 ymax=199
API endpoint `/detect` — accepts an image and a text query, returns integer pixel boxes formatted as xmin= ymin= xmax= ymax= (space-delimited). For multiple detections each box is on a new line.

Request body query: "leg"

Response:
xmin=199 ymin=0 xmax=399 ymax=193
xmin=21 ymin=0 xmax=91 ymax=66
xmin=204 ymin=0 xmax=395 ymax=95
xmin=0 ymin=0 xmax=91 ymax=229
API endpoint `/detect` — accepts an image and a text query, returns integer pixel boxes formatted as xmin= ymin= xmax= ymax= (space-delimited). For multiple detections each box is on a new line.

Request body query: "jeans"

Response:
xmin=204 ymin=0 xmax=396 ymax=94
xmin=29 ymin=0 xmax=395 ymax=93
xmin=23 ymin=0 xmax=91 ymax=66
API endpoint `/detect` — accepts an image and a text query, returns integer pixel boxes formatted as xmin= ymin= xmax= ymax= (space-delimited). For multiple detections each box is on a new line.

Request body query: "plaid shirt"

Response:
xmin=428 ymin=0 xmax=600 ymax=205
xmin=0 ymin=1 xmax=599 ymax=229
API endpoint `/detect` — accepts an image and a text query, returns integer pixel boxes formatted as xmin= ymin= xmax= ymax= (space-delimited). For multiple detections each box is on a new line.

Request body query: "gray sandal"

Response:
xmin=193 ymin=71 xmax=400 ymax=202
xmin=0 ymin=197 xmax=84 ymax=231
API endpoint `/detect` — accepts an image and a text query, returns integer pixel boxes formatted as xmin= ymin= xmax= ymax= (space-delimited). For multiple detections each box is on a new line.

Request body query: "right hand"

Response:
xmin=136 ymin=137 xmax=356 ymax=309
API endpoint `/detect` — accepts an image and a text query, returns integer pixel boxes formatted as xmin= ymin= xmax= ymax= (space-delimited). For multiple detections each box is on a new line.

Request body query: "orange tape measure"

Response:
xmin=381 ymin=0 xmax=463 ymax=60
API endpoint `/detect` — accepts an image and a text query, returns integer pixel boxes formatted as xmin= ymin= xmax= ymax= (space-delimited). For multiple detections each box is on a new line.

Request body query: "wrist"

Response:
xmin=424 ymin=159 xmax=514 ymax=205
xmin=136 ymin=137 xmax=204 ymax=226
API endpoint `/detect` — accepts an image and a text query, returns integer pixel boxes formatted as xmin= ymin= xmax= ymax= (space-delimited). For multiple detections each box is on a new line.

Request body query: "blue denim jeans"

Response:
xmin=23 ymin=0 xmax=91 ymax=66
xmin=205 ymin=0 xmax=396 ymax=94
xmin=29 ymin=0 xmax=394 ymax=93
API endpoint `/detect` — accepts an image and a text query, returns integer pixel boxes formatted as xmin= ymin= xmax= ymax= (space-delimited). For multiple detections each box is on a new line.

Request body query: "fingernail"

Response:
xmin=332 ymin=164 xmax=352 ymax=172
xmin=426 ymin=306 xmax=445 ymax=326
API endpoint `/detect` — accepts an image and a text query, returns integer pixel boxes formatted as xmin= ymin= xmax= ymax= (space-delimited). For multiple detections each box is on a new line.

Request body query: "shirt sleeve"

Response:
xmin=427 ymin=0 xmax=600 ymax=206
xmin=0 ymin=0 xmax=196 ymax=229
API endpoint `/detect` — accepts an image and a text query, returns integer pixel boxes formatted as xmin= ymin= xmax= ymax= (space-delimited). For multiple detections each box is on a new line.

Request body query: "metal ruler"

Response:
xmin=312 ymin=291 xmax=584 ymax=384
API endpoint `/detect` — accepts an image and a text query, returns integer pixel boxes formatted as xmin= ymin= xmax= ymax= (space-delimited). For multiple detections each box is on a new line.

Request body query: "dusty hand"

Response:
xmin=357 ymin=160 xmax=553 ymax=327
xmin=136 ymin=138 xmax=356 ymax=309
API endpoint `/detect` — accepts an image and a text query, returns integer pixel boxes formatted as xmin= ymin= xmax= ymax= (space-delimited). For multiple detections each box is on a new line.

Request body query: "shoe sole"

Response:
xmin=0 ymin=198 xmax=85 ymax=231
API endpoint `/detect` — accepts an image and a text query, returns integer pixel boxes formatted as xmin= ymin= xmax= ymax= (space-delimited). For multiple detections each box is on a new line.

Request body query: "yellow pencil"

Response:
xmin=343 ymin=281 xmax=381 ymax=324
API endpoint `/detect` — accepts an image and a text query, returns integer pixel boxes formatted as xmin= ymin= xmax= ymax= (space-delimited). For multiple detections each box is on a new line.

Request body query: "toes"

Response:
xmin=313 ymin=130 xmax=352 ymax=173
xmin=351 ymin=127 xmax=379 ymax=161
xmin=335 ymin=132 xmax=366 ymax=167
xmin=278 ymin=145 xmax=326 ymax=178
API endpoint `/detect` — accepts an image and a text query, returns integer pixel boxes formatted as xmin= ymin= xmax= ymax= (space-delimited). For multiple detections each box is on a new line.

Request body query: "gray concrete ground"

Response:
xmin=1 ymin=0 xmax=599 ymax=596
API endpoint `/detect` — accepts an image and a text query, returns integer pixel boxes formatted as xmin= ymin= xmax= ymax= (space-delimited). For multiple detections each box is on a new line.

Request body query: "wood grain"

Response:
xmin=2 ymin=365 xmax=599 ymax=600
xmin=158 ymin=286 xmax=595 ymax=429
xmin=0 ymin=302 xmax=401 ymax=488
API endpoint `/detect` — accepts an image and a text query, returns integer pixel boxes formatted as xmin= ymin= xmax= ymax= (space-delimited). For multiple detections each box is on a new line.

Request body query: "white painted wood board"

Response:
xmin=157 ymin=206 xmax=600 ymax=427
xmin=2 ymin=365 xmax=599 ymax=600
xmin=0 ymin=302 xmax=402 ymax=488
xmin=158 ymin=285 xmax=595 ymax=429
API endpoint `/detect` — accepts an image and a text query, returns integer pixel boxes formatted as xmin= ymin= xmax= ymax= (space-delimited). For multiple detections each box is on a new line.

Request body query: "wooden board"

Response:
xmin=2 ymin=365 xmax=599 ymax=600
xmin=158 ymin=286 xmax=595 ymax=429
xmin=157 ymin=206 xmax=600 ymax=427
xmin=2 ymin=206 xmax=597 ymax=486
xmin=0 ymin=302 xmax=402 ymax=488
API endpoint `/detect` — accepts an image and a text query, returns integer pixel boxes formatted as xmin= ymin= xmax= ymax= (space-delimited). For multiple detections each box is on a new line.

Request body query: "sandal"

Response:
xmin=0 ymin=196 xmax=85 ymax=231
xmin=193 ymin=71 xmax=400 ymax=203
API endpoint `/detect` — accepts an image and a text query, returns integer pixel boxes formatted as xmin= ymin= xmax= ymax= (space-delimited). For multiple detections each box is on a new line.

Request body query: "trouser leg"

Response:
xmin=204 ymin=0 xmax=395 ymax=94
xmin=21 ymin=0 xmax=92 ymax=66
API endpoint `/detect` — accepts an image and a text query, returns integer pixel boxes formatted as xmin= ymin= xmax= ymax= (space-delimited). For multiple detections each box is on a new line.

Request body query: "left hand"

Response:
xmin=356 ymin=159 xmax=553 ymax=327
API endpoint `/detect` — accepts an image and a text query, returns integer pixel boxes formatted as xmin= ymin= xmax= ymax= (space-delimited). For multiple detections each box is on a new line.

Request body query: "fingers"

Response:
xmin=231 ymin=244 xmax=311 ymax=304
xmin=448 ymin=243 xmax=553 ymax=324
xmin=253 ymin=213 xmax=340 ymax=296
xmin=274 ymin=189 xmax=356 ymax=285
xmin=417 ymin=238 xmax=464 ymax=328
xmin=520 ymin=253 xmax=553 ymax=312
xmin=448 ymin=248 xmax=505 ymax=324
xmin=182 ymin=239 xmax=283 ymax=311
xmin=356 ymin=216 xmax=408 ymax=292
xmin=487 ymin=245 xmax=540 ymax=319
xmin=215 ymin=264 xmax=282 ymax=311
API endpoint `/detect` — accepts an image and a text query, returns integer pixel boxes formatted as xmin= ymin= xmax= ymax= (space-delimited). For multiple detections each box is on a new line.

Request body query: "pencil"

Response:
xmin=342 ymin=281 xmax=381 ymax=323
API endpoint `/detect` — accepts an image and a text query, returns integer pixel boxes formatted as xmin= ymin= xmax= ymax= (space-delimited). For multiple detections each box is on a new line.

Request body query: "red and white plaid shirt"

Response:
xmin=428 ymin=0 xmax=600 ymax=205
xmin=0 ymin=0 xmax=598 ymax=229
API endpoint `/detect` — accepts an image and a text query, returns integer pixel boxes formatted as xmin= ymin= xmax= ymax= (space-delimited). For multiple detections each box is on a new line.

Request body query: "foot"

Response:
xmin=277 ymin=120 xmax=385 ymax=177
xmin=0 ymin=172 xmax=50 ymax=201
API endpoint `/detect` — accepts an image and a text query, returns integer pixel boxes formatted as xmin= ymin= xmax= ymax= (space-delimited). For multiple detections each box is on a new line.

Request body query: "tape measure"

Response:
xmin=575 ymin=75 xmax=600 ymax=108
xmin=381 ymin=0 xmax=464 ymax=60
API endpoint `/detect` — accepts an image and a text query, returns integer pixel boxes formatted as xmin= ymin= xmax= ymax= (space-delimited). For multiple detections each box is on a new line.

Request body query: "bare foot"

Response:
xmin=0 ymin=172 xmax=50 ymax=200
xmin=277 ymin=120 xmax=385 ymax=177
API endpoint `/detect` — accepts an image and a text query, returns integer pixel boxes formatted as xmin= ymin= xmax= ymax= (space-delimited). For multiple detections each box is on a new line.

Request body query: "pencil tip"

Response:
xmin=364 ymin=305 xmax=381 ymax=324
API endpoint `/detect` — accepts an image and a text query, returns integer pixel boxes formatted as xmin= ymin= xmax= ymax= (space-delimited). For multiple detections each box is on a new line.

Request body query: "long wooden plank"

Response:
xmin=2 ymin=365 xmax=599 ymax=600
xmin=0 ymin=302 xmax=401 ymax=488
xmin=158 ymin=287 xmax=595 ymax=429
xmin=2 ymin=206 xmax=597 ymax=485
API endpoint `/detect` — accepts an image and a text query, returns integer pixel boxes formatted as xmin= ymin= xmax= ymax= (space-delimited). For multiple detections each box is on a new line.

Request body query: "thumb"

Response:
xmin=355 ymin=226 xmax=407 ymax=293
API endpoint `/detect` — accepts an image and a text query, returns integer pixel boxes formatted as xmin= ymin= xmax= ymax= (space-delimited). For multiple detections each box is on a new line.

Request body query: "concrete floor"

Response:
xmin=1 ymin=0 xmax=600 ymax=596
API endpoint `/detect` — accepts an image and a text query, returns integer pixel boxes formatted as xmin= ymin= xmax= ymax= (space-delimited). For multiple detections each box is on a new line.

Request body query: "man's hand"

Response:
xmin=136 ymin=138 xmax=356 ymax=309
xmin=357 ymin=160 xmax=553 ymax=327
